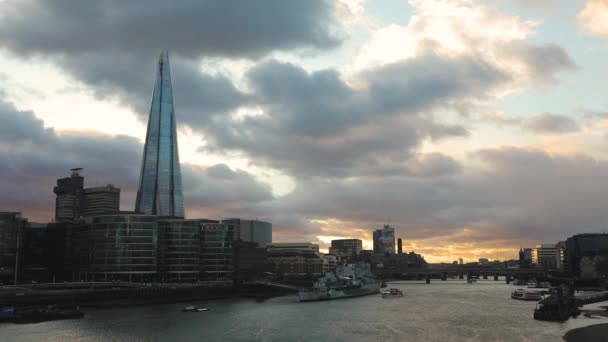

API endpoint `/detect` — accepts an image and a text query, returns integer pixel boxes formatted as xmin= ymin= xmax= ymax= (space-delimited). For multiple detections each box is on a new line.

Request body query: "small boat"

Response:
xmin=511 ymin=289 xmax=542 ymax=301
xmin=467 ymin=279 xmax=477 ymax=284
xmin=381 ymin=288 xmax=403 ymax=298
xmin=527 ymin=279 xmax=538 ymax=288
xmin=183 ymin=306 xmax=209 ymax=312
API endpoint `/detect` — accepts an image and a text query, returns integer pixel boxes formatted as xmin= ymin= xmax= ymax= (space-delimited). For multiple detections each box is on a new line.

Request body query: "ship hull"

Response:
xmin=298 ymin=282 xmax=381 ymax=302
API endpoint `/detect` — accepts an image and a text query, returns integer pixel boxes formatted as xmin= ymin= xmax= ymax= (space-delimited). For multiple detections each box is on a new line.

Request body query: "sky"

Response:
xmin=1 ymin=0 xmax=608 ymax=263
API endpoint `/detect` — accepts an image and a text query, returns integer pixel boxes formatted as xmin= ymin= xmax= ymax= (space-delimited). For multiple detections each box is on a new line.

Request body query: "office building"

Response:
xmin=135 ymin=51 xmax=184 ymax=218
xmin=458 ymin=258 xmax=463 ymax=265
xmin=397 ymin=238 xmax=403 ymax=254
xmin=373 ymin=224 xmax=395 ymax=255
xmin=565 ymin=234 xmax=608 ymax=279
xmin=222 ymin=218 xmax=272 ymax=247
xmin=200 ymin=222 xmax=235 ymax=282
xmin=71 ymin=214 xmax=158 ymax=282
xmin=20 ymin=222 xmax=70 ymax=283
xmin=157 ymin=219 xmax=200 ymax=282
xmin=479 ymin=258 xmax=489 ymax=265
xmin=233 ymin=241 xmax=271 ymax=282
xmin=82 ymin=185 xmax=120 ymax=217
xmin=54 ymin=168 xmax=84 ymax=222
xmin=267 ymin=243 xmax=323 ymax=277
xmin=533 ymin=244 xmax=559 ymax=270
xmin=556 ymin=241 xmax=567 ymax=271
xmin=329 ymin=239 xmax=362 ymax=261
xmin=0 ymin=212 xmax=27 ymax=284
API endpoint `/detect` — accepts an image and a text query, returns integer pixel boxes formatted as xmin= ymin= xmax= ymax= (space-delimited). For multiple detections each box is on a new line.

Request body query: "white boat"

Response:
xmin=511 ymin=289 xmax=542 ymax=301
xmin=381 ymin=288 xmax=403 ymax=298
xmin=467 ymin=279 xmax=477 ymax=284
xmin=196 ymin=308 xmax=209 ymax=312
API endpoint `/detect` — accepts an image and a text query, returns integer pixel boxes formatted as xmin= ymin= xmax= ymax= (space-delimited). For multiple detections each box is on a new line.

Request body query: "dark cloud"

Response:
xmin=0 ymin=0 xmax=342 ymax=129
xmin=263 ymin=147 xmax=608 ymax=248
xmin=0 ymin=0 xmax=340 ymax=59
xmin=65 ymin=53 xmax=250 ymax=127
xmin=524 ymin=113 xmax=579 ymax=134
xmin=0 ymin=100 xmax=271 ymax=222
xmin=182 ymin=163 xmax=274 ymax=214
xmin=201 ymin=55 xmax=508 ymax=178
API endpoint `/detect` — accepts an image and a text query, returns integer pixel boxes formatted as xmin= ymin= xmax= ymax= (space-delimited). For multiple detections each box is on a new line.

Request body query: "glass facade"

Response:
xmin=200 ymin=223 xmax=235 ymax=282
xmin=71 ymin=214 xmax=158 ymax=282
xmin=135 ymin=51 xmax=184 ymax=218
xmin=157 ymin=219 xmax=200 ymax=282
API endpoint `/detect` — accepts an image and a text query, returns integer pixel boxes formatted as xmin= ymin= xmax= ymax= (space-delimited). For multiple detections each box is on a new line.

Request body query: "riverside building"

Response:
xmin=70 ymin=214 xmax=159 ymax=282
xmin=222 ymin=218 xmax=272 ymax=247
xmin=329 ymin=239 xmax=362 ymax=261
xmin=373 ymin=224 xmax=395 ymax=255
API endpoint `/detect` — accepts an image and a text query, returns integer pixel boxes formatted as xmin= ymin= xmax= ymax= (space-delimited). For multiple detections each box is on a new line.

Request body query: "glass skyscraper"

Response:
xmin=135 ymin=51 xmax=185 ymax=218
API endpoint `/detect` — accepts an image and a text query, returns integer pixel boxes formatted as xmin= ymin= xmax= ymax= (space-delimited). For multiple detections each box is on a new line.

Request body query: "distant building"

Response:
xmin=397 ymin=238 xmax=403 ymax=254
xmin=0 ymin=212 xmax=27 ymax=284
xmin=53 ymin=168 xmax=84 ymax=222
xmin=135 ymin=51 xmax=184 ymax=218
xmin=373 ymin=224 xmax=395 ymax=255
xmin=519 ymin=248 xmax=533 ymax=268
xmin=266 ymin=243 xmax=323 ymax=278
xmin=479 ymin=258 xmax=489 ymax=265
xmin=267 ymin=243 xmax=320 ymax=255
xmin=565 ymin=234 xmax=608 ymax=279
xmin=458 ymin=258 xmax=463 ymax=265
xmin=556 ymin=241 xmax=567 ymax=271
xmin=200 ymin=222 xmax=235 ymax=282
xmin=322 ymin=254 xmax=338 ymax=274
xmin=222 ymin=218 xmax=272 ymax=247
xmin=533 ymin=244 xmax=559 ymax=270
xmin=82 ymin=185 xmax=120 ymax=217
xmin=329 ymin=239 xmax=362 ymax=261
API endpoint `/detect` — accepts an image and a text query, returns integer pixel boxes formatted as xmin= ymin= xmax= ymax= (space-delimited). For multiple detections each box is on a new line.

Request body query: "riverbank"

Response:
xmin=563 ymin=323 xmax=608 ymax=342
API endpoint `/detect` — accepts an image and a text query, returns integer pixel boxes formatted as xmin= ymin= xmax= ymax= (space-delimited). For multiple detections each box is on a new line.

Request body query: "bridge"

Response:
xmin=380 ymin=267 xmax=548 ymax=283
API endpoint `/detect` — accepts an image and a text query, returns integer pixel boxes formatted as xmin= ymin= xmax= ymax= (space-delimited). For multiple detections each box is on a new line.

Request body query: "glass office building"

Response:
xmin=71 ymin=214 xmax=158 ymax=282
xmin=135 ymin=51 xmax=184 ymax=218
xmin=157 ymin=219 xmax=200 ymax=282
xmin=200 ymin=222 xmax=235 ymax=282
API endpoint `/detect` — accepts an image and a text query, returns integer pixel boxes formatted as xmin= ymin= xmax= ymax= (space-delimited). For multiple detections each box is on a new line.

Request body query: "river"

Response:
xmin=2 ymin=279 xmax=607 ymax=341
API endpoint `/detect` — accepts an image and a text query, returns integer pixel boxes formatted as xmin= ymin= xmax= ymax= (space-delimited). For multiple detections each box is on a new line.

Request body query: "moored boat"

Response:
xmin=511 ymin=289 xmax=542 ymax=301
xmin=298 ymin=263 xmax=380 ymax=302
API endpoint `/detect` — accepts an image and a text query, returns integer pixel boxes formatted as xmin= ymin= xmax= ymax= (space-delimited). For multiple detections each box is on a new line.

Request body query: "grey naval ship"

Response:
xmin=298 ymin=263 xmax=381 ymax=302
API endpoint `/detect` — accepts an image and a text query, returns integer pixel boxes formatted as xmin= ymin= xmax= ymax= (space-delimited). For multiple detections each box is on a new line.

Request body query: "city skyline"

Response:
xmin=2 ymin=1 xmax=608 ymax=263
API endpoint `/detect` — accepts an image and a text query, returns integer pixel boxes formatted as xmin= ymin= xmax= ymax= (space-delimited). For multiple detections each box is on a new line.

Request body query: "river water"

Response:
xmin=2 ymin=279 xmax=607 ymax=342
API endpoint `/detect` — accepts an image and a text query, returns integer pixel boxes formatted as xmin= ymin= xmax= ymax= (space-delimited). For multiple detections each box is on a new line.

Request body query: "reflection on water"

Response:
xmin=2 ymin=280 xmax=607 ymax=342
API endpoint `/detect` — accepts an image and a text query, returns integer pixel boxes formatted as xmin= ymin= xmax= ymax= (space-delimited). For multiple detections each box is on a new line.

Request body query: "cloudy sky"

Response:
xmin=1 ymin=0 xmax=608 ymax=262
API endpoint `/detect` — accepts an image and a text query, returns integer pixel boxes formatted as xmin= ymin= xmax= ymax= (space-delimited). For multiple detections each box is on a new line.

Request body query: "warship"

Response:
xmin=298 ymin=263 xmax=381 ymax=302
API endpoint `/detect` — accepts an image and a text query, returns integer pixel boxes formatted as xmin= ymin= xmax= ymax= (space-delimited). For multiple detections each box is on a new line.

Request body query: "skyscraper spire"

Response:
xmin=135 ymin=50 xmax=184 ymax=218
